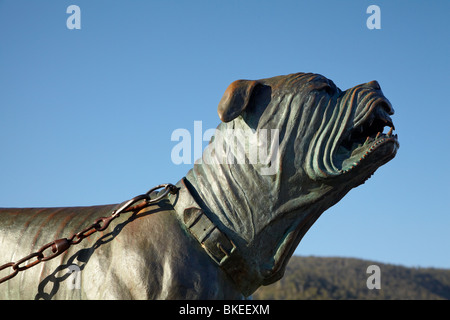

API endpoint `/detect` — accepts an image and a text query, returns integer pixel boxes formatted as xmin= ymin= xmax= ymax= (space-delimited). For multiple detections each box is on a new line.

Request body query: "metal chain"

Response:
xmin=0 ymin=183 xmax=179 ymax=285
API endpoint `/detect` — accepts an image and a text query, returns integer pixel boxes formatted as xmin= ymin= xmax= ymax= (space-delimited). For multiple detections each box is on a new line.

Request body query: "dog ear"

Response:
xmin=217 ymin=80 xmax=260 ymax=122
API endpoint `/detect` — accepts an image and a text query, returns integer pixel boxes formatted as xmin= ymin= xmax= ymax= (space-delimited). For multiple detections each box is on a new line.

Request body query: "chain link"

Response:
xmin=0 ymin=183 xmax=179 ymax=285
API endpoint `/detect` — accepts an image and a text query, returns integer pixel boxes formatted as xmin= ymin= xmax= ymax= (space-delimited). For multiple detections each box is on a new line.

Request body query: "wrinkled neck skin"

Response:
xmin=184 ymin=85 xmax=353 ymax=287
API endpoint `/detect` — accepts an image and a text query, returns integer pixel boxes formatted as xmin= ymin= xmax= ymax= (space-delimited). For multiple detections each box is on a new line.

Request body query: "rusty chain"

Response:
xmin=0 ymin=183 xmax=179 ymax=284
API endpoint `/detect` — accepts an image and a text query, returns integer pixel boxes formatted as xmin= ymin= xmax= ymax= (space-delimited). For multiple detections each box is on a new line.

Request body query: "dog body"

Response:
xmin=0 ymin=201 xmax=242 ymax=299
xmin=0 ymin=73 xmax=398 ymax=299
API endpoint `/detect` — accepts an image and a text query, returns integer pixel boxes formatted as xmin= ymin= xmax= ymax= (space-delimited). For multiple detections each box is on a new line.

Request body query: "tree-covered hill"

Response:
xmin=253 ymin=256 xmax=450 ymax=300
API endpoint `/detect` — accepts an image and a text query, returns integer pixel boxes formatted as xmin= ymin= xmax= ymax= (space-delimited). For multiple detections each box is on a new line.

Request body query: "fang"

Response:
xmin=364 ymin=137 xmax=370 ymax=146
xmin=387 ymin=127 xmax=393 ymax=137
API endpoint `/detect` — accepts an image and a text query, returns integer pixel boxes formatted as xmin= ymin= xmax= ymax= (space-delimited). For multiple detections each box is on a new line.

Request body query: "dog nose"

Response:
xmin=366 ymin=80 xmax=381 ymax=90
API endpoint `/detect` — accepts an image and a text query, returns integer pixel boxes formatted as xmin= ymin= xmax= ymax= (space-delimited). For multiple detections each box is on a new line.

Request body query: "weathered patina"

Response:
xmin=0 ymin=72 xmax=398 ymax=299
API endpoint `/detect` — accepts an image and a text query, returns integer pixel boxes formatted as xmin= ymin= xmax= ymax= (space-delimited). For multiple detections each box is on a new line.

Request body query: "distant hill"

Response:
xmin=252 ymin=256 xmax=450 ymax=300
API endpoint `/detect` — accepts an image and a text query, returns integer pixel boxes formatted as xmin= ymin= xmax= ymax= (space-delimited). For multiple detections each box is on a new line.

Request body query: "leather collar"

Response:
xmin=168 ymin=178 xmax=261 ymax=297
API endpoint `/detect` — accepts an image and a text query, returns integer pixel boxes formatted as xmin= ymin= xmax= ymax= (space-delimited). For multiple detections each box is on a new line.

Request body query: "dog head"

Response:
xmin=186 ymin=72 xmax=399 ymax=293
xmin=217 ymin=73 xmax=398 ymax=185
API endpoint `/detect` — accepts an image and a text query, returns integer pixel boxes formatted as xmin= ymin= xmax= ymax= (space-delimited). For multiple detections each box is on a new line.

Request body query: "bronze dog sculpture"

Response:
xmin=0 ymin=72 xmax=398 ymax=299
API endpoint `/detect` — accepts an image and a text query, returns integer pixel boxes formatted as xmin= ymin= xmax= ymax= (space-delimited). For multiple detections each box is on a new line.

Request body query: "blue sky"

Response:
xmin=0 ymin=1 xmax=449 ymax=269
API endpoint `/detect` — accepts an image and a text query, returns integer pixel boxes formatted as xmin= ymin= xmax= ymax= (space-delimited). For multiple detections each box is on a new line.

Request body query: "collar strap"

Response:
xmin=169 ymin=178 xmax=261 ymax=297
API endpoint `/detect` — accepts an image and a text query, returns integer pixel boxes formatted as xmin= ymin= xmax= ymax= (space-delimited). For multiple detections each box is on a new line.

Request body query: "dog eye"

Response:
xmin=310 ymin=82 xmax=334 ymax=95
xmin=323 ymin=85 xmax=334 ymax=94
xmin=319 ymin=84 xmax=334 ymax=95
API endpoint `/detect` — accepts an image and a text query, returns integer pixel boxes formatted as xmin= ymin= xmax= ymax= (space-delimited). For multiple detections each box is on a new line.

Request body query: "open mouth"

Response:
xmin=336 ymin=102 xmax=399 ymax=173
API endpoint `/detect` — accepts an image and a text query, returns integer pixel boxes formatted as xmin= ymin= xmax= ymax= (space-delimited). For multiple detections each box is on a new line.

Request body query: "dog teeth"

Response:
xmin=363 ymin=136 xmax=370 ymax=146
xmin=341 ymin=126 xmax=397 ymax=175
xmin=387 ymin=127 xmax=393 ymax=137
